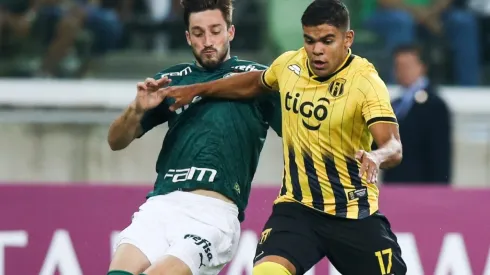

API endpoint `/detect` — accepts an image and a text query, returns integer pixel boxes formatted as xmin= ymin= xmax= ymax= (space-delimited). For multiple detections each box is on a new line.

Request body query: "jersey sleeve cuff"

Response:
xmin=261 ymin=70 xmax=274 ymax=90
xmin=366 ymin=116 xmax=398 ymax=128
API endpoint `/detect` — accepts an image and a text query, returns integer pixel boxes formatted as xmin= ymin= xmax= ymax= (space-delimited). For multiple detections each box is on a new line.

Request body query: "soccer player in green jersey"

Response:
xmin=106 ymin=1 xmax=281 ymax=275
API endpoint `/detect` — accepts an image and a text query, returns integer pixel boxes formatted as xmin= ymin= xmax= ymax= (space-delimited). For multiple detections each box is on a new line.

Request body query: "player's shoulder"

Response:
xmin=349 ymin=54 xmax=376 ymax=73
xmin=347 ymin=54 xmax=386 ymax=85
xmin=231 ymin=58 xmax=268 ymax=71
xmin=274 ymin=49 xmax=304 ymax=66
xmin=154 ymin=62 xmax=194 ymax=79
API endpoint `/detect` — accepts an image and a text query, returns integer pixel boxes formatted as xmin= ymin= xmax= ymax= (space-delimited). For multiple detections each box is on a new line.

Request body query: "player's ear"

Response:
xmin=185 ymin=30 xmax=191 ymax=46
xmin=228 ymin=25 xmax=235 ymax=41
xmin=344 ymin=30 xmax=354 ymax=50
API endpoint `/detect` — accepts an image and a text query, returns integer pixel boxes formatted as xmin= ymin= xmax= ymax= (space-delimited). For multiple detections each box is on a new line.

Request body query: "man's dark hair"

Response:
xmin=393 ymin=44 xmax=423 ymax=58
xmin=301 ymin=0 xmax=350 ymax=30
xmin=181 ymin=0 xmax=233 ymax=28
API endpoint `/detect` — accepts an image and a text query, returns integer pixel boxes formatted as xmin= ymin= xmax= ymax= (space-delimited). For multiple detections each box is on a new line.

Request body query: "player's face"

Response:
xmin=394 ymin=52 xmax=425 ymax=87
xmin=186 ymin=9 xmax=235 ymax=70
xmin=302 ymin=24 xmax=353 ymax=77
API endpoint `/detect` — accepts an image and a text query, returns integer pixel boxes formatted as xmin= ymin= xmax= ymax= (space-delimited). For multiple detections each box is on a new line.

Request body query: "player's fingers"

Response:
xmin=358 ymin=160 xmax=368 ymax=178
xmin=355 ymin=150 xmax=365 ymax=161
xmin=371 ymin=169 xmax=379 ymax=184
xmin=156 ymin=76 xmax=171 ymax=87
xmin=169 ymin=101 xmax=181 ymax=112
xmin=373 ymin=168 xmax=379 ymax=184
xmin=157 ymin=87 xmax=171 ymax=100
xmin=144 ymin=78 xmax=158 ymax=91
xmin=136 ymin=82 xmax=146 ymax=92
xmin=368 ymin=164 xmax=377 ymax=183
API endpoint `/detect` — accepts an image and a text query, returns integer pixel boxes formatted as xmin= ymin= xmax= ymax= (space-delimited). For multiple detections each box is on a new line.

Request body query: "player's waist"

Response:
xmin=153 ymin=173 xmax=244 ymax=208
xmin=275 ymin=192 xmax=379 ymax=219
xmin=189 ymin=189 xmax=234 ymax=204
xmin=151 ymin=190 xmax=239 ymax=217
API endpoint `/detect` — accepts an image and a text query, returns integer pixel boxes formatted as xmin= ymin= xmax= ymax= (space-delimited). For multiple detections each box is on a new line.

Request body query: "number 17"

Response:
xmin=375 ymin=248 xmax=393 ymax=274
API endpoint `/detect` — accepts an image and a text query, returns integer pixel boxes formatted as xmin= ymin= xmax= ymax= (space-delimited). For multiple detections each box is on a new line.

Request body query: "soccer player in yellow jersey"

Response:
xmin=163 ymin=0 xmax=407 ymax=274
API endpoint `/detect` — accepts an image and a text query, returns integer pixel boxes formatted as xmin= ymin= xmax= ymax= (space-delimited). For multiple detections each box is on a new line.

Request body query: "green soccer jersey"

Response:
xmin=139 ymin=57 xmax=281 ymax=221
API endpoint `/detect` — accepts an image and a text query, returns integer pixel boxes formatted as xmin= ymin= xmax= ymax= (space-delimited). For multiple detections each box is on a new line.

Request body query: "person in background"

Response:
xmin=363 ymin=0 xmax=480 ymax=86
xmin=0 ymin=0 xmax=123 ymax=78
xmin=383 ymin=44 xmax=452 ymax=185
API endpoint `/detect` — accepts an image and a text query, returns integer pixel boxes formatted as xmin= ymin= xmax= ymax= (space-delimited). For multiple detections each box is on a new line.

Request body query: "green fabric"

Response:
xmin=142 ymin=57 xmax=282 ymax=222
xmin=267 ymin=0 xmax=310 ymax=52
xmin=107 ymin=271 xmax=133 ymax=275
xmin=361 ymin=0 xmax=432 ymax=19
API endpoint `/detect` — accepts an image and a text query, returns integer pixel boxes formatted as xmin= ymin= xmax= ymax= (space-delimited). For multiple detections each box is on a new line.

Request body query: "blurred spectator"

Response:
xmin=0 ymin=0 xmax=123 ymax=78
xmin=363 ymin=0 xmax=480 ymax=86
xmin=467 ymin=0 xmax=490 ymax=80
xmin=383 ymin=45 xmax=452 ymax=185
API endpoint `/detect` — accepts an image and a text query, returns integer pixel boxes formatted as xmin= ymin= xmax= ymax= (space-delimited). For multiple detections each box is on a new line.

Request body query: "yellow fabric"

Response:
xmin=253 ymin=262 xmax=292 ymax=275
xmin=261 ymin=48 xmax=397 ymax=219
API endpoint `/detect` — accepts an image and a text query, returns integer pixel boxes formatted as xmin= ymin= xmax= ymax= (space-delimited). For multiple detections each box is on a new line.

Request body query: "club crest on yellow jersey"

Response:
xmin=328 ymin=78 xmax=346 ymax=97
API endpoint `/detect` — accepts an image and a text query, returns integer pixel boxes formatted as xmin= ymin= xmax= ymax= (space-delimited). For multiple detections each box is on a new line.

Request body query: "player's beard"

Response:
xmin=193 ymin=42 xmax=230 ymax=70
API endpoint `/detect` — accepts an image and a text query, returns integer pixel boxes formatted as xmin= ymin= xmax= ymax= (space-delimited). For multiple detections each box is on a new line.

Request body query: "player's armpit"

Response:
xmin=369 ymin=123 xmax=403 ymax=169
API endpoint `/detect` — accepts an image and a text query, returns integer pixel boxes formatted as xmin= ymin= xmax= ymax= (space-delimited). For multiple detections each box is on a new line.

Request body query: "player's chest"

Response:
xmin=279 ymin=77 xmax=358 ymax=130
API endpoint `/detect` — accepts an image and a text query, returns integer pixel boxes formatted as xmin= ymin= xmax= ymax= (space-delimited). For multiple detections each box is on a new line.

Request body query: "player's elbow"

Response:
xmin=107 ymin=132 xmax=132 ymax=151
xmin=390 ymin=141 xmax=403 ymax=167
xmin=379 ymin=140 xmax=403 ymax=169
xmin=107 ymin=139 xmax=126 ymax=151
xmin=392 ymin=150 xmax=403 ymax=166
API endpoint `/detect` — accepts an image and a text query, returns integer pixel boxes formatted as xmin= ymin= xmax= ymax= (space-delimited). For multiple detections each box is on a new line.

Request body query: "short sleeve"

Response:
xmin=358 ymin=71 xmax=398 ymax=128
xmin=260 ymin=51 xmax=296 ymax=91
xmin=137 ymin=73 xmax=173 ymax=137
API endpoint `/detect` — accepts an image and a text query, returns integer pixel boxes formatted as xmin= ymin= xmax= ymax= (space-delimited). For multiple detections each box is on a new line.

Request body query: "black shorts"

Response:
xmin=254 ymin=202 xmax=407 ymax=275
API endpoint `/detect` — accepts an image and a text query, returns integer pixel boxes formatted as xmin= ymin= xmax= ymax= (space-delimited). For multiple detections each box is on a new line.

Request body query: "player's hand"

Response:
xmin=133 ymin=77 xmax=171 ymax=113
xmin=355 ymin=150 xmax=381 ymax=184
xmin=160 ymin=84 xmax=201 ymax=112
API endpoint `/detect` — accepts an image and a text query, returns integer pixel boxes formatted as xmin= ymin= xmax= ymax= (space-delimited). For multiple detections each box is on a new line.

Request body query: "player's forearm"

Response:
xmin=107 ymin=103 xmax=144 ymax=151
xmin=199 ymin=70 xmax=266 ymax=99
xmin=371 ymin=138 xmax=403 ymax=169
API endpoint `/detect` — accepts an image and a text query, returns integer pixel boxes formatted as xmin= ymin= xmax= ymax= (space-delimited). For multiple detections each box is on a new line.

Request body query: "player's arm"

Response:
xmin=164 ymin=52 xmax=294 ymax=112
xmin=108 ymin=76 xmax=171 ymax=151
xmin=107 ymin=103 xmax=145 ymax=151
xmin=196 ymin=55 xmax=286 ymax=99
xmin=368 ymin=123 xmax=402 ymax=169
xmin=356 ymin=71 xmax=402 ymax=182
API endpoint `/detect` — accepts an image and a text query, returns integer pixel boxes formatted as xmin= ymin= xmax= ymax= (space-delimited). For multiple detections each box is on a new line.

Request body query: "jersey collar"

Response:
xmin=192 ymin=56 xmax=238 ymax=72
xmin=306 ymin=48 xmax=354 ymax=82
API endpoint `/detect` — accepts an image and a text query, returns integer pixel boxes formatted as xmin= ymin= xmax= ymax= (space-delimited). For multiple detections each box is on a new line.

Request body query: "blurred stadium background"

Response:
xmin=0 ymin=0 xmax=489 ymax=274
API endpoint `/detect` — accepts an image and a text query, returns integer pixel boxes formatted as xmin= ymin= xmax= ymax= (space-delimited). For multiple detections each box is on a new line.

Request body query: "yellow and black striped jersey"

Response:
xmin=261 ymin=48 xmax=397 ymax=219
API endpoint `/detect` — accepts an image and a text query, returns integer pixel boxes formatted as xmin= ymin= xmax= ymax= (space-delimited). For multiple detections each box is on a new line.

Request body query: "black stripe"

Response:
xmin=303 ymin=151 xmax=324 ymax=211
xmin=280 ymin=162 xmax=287 ymax=196
xmin=366 ymin=116 xmax=398 ymax=127
xmin=323 ymin=154 xmax=347 ymax=217
xmin=346 ymin=157 xmax=370 ymax=219
xmin=288 ymin=147 xmax=303 ymax=201
xmin=261 ymin=71 xmax=274 ymax=89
